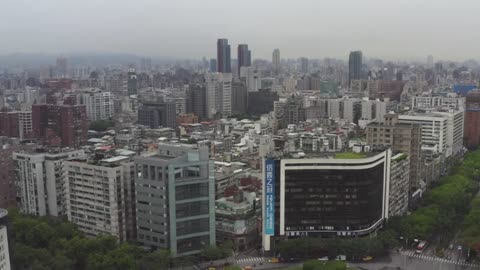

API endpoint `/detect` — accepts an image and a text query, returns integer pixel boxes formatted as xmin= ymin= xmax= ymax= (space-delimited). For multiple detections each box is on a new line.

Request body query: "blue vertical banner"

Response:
xmin=265 ymin=159 xmax=275 ymax=235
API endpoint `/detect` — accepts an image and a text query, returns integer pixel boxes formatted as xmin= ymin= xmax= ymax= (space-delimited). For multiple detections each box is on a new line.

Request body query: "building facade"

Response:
xmin=217 ymin=39 xmax=231 ymax=73
xmin=81 ymin=90 xmax=114 ymax=121
xmin=0 ymin=209 xmax=11 ymax=270
xmin=137 ymin=101 xmax=177 ymax=130
xmin=134 ymin=143 xmax=215 ymax=256
xmin=398 ymin=113 xmax=448 ymax=156
xmin=262 ymin=150 xmax=393 ymax=251
xmin=205 ymin=73 xmax=232 ymax=118
xmin=348 ymin=51 xmax=363 ymax=86
xmin=13 ymin=149 xmax=85 ymax=216
xmin=186 ymin=84 xmax=207 ymax=121
xmin=0 ymin=112 xmax=19 ymax=138
xmin=237 ymin=44 xmax=251 ymax=76
xmin=215 ymin=191 xmax=259 ymax=251
xmin=464 ymin=90 xmax=480 ymax=149
xmin=272 ymin=49 xmax=281 ymax=75
xmin=388 ymin=153 xmax=409 ymax=217
xmin=64 ymin=156 xmax=136 ymax=241
xmin=366 ymin=114 xmax=422 ymax=191
xmin=32 ymin=104 xmax=87 ymax=148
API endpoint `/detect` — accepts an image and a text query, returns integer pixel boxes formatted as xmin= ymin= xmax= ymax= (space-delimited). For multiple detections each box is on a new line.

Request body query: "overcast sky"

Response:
xmin=2 ymin=0 xmax=480 ymax=61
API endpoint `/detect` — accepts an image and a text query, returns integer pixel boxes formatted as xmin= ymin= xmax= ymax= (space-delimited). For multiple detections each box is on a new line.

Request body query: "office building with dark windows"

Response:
xmin=134 ymin=143 xmax=215 ymax=257
xmin=262 ymin=149 xmax=394 ymax=251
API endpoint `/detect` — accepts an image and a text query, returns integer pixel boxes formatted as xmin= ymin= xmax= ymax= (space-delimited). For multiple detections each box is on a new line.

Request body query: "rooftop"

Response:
xmin=334 ymin=152 xmax=367 ymax=159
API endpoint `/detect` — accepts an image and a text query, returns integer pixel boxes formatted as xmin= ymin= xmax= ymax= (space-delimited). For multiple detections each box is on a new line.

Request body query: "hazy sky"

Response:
xmin=2 ymin=0 xmax=480 ymax=61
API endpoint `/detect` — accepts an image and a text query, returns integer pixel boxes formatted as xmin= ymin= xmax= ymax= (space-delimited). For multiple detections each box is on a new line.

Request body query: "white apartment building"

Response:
xmin=412 ymin=96 xmax=465 ymax=110
xmin=64 ymin=156 xmax=136 ymax=241
xmin=205 ymin=73 xmax=232 ymax=118
xmin=0 ymin=209 xmax=11 ymax=270
xmin=434 ymin=110 xmax=465 ymax=157
xmin=80 ymin=90 xmax=114 ymax=121
xmin=13 ymin=149 xmax=85 ymax=216
xmin=399 ymin=113 xmax=448 ymax=156
xmin=342 ymin=98 xmax=361 ymax=124
xmin=327 ymin=98 xmax=341 ymax=120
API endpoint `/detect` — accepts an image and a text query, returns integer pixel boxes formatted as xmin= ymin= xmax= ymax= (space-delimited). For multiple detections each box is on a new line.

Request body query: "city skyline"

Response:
xmin=2 ymin=0 xmax=480 ymax=62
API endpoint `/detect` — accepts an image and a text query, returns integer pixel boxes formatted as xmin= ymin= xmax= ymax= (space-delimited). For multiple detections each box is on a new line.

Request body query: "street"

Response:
xmin=350 ymin=251 xmax=480 ymax=270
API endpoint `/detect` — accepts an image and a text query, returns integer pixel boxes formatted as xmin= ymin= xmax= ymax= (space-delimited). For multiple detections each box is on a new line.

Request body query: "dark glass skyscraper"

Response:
xmin=348 ymin=51 xmax=363 ymax=87
xmin=217 ymin=39 xmax=231 ymax=73
xmin=237 ymin=44 xmax=251 ymax=76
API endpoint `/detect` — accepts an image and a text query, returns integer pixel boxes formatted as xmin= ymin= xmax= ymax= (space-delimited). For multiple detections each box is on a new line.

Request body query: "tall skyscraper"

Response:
xmin=217 ymin=39 xmax=231 ymax=73
xmin=272 ymin=49 xmax=281 ymax=75
xmin=237 ymin=44 xmax=251 ymax=76
xmin=427 ymin=55 xmax=434 ymax=69
xmin=134 ymin=143 xmax=215 ymax=256
xmin=348 ymin=51 xmax=363 ymax=87
xmin=299 ymin=57 xmax=309 ymax=73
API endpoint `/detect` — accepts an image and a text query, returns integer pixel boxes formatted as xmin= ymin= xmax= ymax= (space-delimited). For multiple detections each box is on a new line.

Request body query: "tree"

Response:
xmin=138 ymin=249 xmax=172 ymax=270
xmin=89 ymin=120 xmax=114 ymax=132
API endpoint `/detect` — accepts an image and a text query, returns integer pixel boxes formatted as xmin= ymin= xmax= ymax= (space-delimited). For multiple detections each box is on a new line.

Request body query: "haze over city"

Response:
xmin=2 ymin=0 xmax=480 ymax=61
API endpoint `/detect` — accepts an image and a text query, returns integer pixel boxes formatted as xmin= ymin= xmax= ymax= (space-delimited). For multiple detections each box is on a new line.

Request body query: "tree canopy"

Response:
xmin=7 ymin=209 xmax=183 ymax=270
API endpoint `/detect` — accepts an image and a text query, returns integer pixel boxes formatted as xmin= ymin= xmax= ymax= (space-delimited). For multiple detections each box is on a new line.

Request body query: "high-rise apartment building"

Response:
xmin=465 ymin=90 xmax=480 ymax=149
xmin=205 ymin=73 xmax=232 ymax=118
xmin=64 ymin=156 xmax=136 ymax=241
xmin=137 ymin=101 xmax=177 ymax=130
xmin=272 ymin=49 xmax=281 ymax=75
xmin=13 ymin=149 xmax=85 ymax=216
xmin=366 ymin=114 xmax=422 ymax=191
xmin=299 ymin=57 xmax=309 ymax=74
xmin=186 ymin=84 xmax=207 ymax=121
xmin=80 ymin=90 xmax=114 ymax=121
xmin=237 ymin=44 xmax=251 ymax=76
xmin=217 ymin=39 xmax=231 ymax=73
xmin=244 ymin=67 xmax=261 ymax=92
xmin=434 ymin=110 xmax=464 ymax=157
xmin=18 ymin=111 xmax=32 ymax=139
xmin=32 ymin=104 xmax=88 ymax=148
xmin=0 ymin=209 xmax=11 ymax=270
xmin=134 ymin=143 xmax=215 ymax=256
xmin=348 ymin=51 xmax=363 ymax=87
xmin=398 ymin=113 xmax=449 ymax=156
xmin=231 ymin=81 xmax=247 ymax=115
xmin=127 ymin=69 xmax=138 ymax=95
xmin=389 ymin=153 xmax=410 ymax=217
xmin=0 ymin=112 xmax=19 ymax=138
xmin=342 ymin=98 xmax=362 ymax=124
